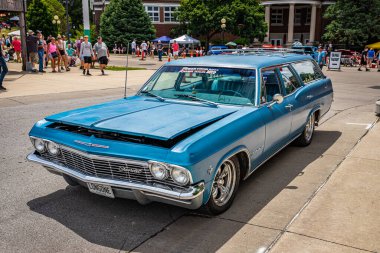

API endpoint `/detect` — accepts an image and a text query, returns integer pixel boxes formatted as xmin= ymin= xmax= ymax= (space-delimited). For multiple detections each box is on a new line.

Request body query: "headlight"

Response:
xmin=46 ymin=141 xmax=60 ymax=155
xmin=171 ymin=165 xmax=190 ymax=186
xmin=149 ymin=162 xmax=168 ymax=180
xmin=32 ymin=138 xmax=46 ymax=153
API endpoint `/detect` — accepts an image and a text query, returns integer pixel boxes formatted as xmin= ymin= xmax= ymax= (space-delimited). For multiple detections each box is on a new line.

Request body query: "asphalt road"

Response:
xmin=0 ymin=68 xmax=379 ymax=252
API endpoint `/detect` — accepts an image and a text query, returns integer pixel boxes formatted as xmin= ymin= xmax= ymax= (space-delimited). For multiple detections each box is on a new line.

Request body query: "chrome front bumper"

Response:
xmin=27 ymin=153 xmax=205 ymax=209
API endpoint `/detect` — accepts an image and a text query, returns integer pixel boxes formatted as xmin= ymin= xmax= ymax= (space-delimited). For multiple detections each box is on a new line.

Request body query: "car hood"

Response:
xmin=45 ymin=97 xmax=238 ymax=140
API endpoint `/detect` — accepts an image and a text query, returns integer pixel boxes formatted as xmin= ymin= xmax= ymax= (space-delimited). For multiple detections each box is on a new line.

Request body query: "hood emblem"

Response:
xmin=74 ymin=140 xmax=109 ymax=149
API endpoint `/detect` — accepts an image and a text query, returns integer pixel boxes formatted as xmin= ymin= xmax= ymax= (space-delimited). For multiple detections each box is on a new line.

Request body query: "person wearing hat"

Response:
xmin=26 ymin=30 xmax=39 ymax=72
xmin=317 ymin=46 xmax=326 ymax=70
xmin=79 ymin=35 xmax=94 ymax=75
xmin=37 ymin=31 xmax=46 ymax=73
xmin=93 ymin=36 xmax=109 ymax=75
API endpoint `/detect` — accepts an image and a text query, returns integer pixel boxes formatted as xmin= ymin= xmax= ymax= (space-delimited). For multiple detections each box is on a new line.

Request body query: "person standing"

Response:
xmin=140 ymin=41 xmax=147 ymax=59
xmin=0 ymin=36 xmax=8 ymax=90
xmin=76 ymin=36 xmax=84 ymax=69
xmin=26 ymin=30 xmax=39 ymax=72
xmin=157 ymin=40 xmax=163 ymax=61
xmin=317 ymin=46 xmax=326 ymax=70
xmin=79 ymin=35 xmax=94 ymax=76
xmin=172 ymin=40 xmax=179 ymax=60
xmin=131 ymin=39 xmax=136 ymax=56
xmin=37 ymin=31 xmax=46 ymax=73
xmin=358 ymin=48 xmax=368 ymax=71
xmin=376 ymin=50 xmax=380 ymax=72
xmin=47 ymin=37 xmax=59 ymax=72
xmin=57 ymin=35 xmax=69 ymax=72
xmin=367 ymin=48 xmax=375 ymax=70
xmin=93 ymin=36 xmax=109 ymax=75
xmin=12 ymin=36 xmax=21 ymax=63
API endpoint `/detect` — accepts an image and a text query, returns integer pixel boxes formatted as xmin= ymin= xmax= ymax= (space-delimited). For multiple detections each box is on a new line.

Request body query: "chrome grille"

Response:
xmin=39 ymin=146 xmax=184 ymax=189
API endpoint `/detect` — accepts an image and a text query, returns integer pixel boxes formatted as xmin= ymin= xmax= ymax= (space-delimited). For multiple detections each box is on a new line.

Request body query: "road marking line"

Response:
xmin=346 ymin=123 xmax=372 ymax=129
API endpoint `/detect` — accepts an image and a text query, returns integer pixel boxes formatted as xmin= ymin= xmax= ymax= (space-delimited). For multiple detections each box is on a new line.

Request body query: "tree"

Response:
xmin=26 ymin=0 xmax=55 ymax=36
xmin=42 ymin=0 xmax=67 ymax=35
xmin=175 ymin=0 xmax=267 ymax=48
xmin=323 ymin=0 xmax=380 ymax=47
xmin=100 ymin=0 xmax=155 ymax=46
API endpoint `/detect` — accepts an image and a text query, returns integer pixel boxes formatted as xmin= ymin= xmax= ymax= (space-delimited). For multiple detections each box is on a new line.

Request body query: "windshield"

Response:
xmin=140 ymin=66 xmax=257 ymax=106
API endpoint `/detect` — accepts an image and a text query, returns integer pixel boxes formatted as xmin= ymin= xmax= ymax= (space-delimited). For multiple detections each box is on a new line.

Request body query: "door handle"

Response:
xmin=285 ymin=104 xmax=293 ymax=110
xmin=306 ymin=95 xmax=314 ymax=99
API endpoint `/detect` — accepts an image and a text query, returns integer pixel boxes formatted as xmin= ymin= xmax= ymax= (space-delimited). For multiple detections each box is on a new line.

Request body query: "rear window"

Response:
xmin=291 ymin=61 xmax=324 ymax=84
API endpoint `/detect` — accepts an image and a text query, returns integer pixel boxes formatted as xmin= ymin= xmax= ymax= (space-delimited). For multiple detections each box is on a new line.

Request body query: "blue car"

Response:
xmin=28 ymin=53 xmax=333 ymax=214
xmin=208 ymin=45 xmax=228 ymax=55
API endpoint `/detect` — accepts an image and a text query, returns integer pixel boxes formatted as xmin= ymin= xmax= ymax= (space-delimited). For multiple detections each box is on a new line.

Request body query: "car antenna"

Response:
xmin=124 ymin=41 xmax=130 ymax=99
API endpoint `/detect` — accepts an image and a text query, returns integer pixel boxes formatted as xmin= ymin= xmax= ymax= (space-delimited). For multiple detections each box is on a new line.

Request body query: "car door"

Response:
xmin=259 ymin=68 xmax=293 ymax=160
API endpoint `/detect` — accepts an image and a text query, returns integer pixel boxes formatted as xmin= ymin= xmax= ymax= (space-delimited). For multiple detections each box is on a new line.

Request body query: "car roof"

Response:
xmin=165 ymin=54 xmax=312 ymax=69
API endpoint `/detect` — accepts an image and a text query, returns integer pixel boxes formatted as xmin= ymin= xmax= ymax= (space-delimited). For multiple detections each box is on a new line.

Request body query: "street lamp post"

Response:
xmin=52 ymin=15 xmax=61 ymax=36
xmin=221 ymin=18 xmax=226 ymax=45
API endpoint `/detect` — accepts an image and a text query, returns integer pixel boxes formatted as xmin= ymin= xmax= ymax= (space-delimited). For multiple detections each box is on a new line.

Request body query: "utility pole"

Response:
xmin=20 ymin=0 xmax=28 ymax=71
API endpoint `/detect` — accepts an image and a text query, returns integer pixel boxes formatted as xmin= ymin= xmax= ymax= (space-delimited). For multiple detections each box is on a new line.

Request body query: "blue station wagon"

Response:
xmin=28 ymin=51 xmax=333 ymax=214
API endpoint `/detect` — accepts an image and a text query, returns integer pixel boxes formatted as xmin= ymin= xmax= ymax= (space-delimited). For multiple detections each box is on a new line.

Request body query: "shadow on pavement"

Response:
xmin=27 ymin=130 xmax=341 ymax=251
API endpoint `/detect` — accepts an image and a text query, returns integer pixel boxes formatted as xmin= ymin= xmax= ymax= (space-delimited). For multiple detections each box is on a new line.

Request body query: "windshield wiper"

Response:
xmin=140 ymin=90 xmax=165 ymax=102
xmin=174 ymin=94 xmax=218 ymax=108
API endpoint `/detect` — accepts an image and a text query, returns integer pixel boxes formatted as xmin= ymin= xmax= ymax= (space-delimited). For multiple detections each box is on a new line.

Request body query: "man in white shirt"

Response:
xmin=131 ymin=39 xmax=136 ymax=56
xmin=141 ymin=41 xmax=147 ymax=58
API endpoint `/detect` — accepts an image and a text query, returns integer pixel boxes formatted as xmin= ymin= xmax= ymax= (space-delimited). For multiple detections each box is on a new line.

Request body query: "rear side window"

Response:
xmin=291 ymin=60 xmax=324 ymax=84
xmin=278 ymin=66 xmax=301 ymax=95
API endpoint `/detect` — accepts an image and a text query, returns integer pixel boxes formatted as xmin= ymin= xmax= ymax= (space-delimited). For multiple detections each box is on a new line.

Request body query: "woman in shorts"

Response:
xmin=57 ymin=36 xmax=69 ymax=72
xmin=47 ymin=37 xmax=60 ymax=72
xmin=79 ymin=35 xmax=94 ymax=75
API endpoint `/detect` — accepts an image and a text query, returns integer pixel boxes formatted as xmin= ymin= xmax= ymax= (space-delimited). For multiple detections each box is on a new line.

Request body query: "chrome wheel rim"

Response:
xmin=305 ymin=114 xmax=315 ymax=141
xmin=212 ymin=159 xmax=236 ymax=207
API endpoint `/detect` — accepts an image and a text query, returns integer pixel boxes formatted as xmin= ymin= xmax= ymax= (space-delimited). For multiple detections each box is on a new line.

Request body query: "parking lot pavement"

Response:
xmin=0 ymin=67 xmax=379 ymax=252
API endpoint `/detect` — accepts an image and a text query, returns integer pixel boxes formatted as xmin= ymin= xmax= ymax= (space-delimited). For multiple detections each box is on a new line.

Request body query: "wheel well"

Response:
xmin=235 ymin=151 xmax=250 ymax=180
xmin=314 ymin=110 xmax=320 ymax=126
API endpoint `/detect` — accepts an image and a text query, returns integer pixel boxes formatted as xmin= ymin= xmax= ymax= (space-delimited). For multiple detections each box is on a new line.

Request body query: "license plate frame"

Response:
xmin=87 ymin=182 xmax=115 ymax=198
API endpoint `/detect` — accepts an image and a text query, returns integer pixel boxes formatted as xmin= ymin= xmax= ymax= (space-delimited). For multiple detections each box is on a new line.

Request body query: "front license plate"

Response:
xmin=87 ymin=183 xmax=115 ymax=198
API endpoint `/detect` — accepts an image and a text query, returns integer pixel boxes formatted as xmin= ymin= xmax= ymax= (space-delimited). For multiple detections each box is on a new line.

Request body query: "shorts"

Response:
xmin=83 ymin=56 xmax=92 ymax=64
xmin=173 ymin=51 xmax=179 ymax=56
xmin=132 ymin=48 xmax=136 ymax=53
xmin=59 ymin=49 xmax=65 ymax=56
xmin=29 ymin=52 xmax=38 ymax=63
xmin=368 ymin=57 xmax=373 ymax=62
xmin=50 ymin=51 xmax=58 ymax=59
xmin=98 ymin=56 xmax=108 ymax=65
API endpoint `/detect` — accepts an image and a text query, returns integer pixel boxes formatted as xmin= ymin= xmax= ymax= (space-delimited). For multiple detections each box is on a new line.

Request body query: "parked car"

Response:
xmin=336 ymin=49 xmax=359 ymax=67
xmin=28 ymin=52 xmax=333 ymax=214
xmin=208 ymin=45 xmax=228 ymax=55
xmin=291 ymin=45 xmax=318 ymax=60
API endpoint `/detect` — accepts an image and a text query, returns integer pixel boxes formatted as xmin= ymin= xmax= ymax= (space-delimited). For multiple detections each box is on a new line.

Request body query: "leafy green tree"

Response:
xmin=323 ymin=0 xmax=380 ymax=47
xmin=42 ymin=0 xmax=67 ymax=35
xmin=26 ymin=0 xmax=55 ymax=36
xmin=176 ymin=0 xmax=267 ymax=48
xmin=100 ymin=0 xmax=155 ymax=46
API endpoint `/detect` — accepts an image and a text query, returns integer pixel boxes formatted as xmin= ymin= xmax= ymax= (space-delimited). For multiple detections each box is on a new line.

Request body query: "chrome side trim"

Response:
xmin=27 ymin=153 xmax=204 ymax=203
xmin=243 ymin=133 xmax=302 ymax=180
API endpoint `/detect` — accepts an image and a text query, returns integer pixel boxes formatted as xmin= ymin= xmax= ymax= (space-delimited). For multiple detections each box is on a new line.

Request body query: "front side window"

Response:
xmin=279 ymin=66 xmax=302 ymax=95
xmin=145 ymin=6 xmax=159 ymax=22
xmin=291 ymin=61 xmax=324 ymax=84
xmin=142 ymin=66 xmax=257 ymax=106
xmin=271 ymin=8 xmax=283 ymax=25
xmin=164 ymin=6 xmax=178 ymax=22
xmin=261 ymin=69 xmax=282 ymax=104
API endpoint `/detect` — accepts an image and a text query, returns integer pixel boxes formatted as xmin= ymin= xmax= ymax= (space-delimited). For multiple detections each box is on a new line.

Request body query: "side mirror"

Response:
xmin=273 ymin=94 xmax=284 ymax=104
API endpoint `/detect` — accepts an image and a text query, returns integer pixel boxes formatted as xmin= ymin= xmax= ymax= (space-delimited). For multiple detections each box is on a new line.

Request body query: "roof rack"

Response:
xmin=216 ymin=48 xmax=305 ymax=56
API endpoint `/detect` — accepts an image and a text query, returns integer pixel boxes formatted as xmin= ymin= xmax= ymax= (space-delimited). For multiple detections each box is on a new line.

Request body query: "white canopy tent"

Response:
xmin=170 ymin=35 xmax=200 ymax=45
xmin=8 ymin=30 xmax=20 ymax=36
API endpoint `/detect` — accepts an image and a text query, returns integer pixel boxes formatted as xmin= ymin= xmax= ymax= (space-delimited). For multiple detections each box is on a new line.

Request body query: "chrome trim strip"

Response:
xmin=27 ymin=153 xmax=204 ymax=201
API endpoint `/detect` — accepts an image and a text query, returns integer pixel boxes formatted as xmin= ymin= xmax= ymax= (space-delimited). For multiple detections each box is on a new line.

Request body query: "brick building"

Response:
xmin=92 ymin=0 xmax=181 ymax=37
xmin=262 ymin=0 xmax=335 ymax=46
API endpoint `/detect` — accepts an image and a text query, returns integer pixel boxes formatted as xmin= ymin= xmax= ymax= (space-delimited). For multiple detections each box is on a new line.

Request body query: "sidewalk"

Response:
xmin=271 ymin=119 xmax=380 ymax=253
xmin=0 ymin=62 xmax=156 ymax=98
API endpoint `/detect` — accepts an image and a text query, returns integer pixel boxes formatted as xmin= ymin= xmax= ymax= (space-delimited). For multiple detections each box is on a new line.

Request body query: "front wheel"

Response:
xmin=204 ymin=156 xmax=240 ymax=214
xmin=294 ymin=113 xmax=315 ymax=146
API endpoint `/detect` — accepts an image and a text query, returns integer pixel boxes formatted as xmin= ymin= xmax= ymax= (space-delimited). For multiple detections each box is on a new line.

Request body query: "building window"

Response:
xmin=294 ymin=8 xmax=302 ymax=25
xmin=271 ymin=8 xmax=283 ymax=25
xmin=305 ymin=7 xmax=311 ymax=25
xmin=164 ymin=6 xmax=178 ymax=22
xmin=145 ymin=6 xmax=159 ymax=22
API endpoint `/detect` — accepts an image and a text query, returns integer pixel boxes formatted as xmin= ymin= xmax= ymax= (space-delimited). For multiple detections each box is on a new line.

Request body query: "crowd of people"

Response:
xmin=357 ymin=47 xmax=380 ymax=72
